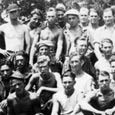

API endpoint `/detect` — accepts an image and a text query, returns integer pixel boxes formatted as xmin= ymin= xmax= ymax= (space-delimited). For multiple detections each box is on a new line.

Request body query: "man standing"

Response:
xmin=94 ymin=8 xmax=115 ymax=60
xmin=0 ymin=3 xmax=30 ymax=56
xmin=30 ymin=8 xmax=63 ymax=65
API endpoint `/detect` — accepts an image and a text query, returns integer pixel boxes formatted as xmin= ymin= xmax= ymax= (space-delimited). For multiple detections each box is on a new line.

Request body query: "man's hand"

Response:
xmin=105 ymin=109 xmax=114 ymax=115
xmin=0 ymin=99 xmax=7 ymax=109
xmin=0 ymin=49 xmax=10 ymax=57
xmin=36 ymin=87 xmax=45 ymax=97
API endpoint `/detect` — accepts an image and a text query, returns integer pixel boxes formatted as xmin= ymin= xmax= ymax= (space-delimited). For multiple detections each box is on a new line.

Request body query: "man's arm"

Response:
xmin=51 ymin=94 xmax=60 ymax=115
xmin=7 ymin=95 xmax=15 ymax=115
xmin=55 ymin=29 xmax=63 ymax=61
xmin=54 ymin=72 xmax=63 ymax=91
xmin=25 ymin=73 xmax=40 ymax=91
xmin=79 ymin=91 xmax=105 ymax=115
xmin=29 ymin=33 xmax=39 ymax=66
xmin=94 ymin=43 xmax=103 ymax=60
xmin=24 ymin=26 xmax=31 ymax=54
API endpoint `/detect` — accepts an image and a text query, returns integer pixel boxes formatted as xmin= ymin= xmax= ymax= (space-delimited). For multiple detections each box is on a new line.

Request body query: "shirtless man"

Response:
xmin=7 ymin=71 xmax=40 ymax=115
xmin=30 ymin=8 xmax=63 ymax=65
xmin=64 ymin=9 xmax=83 ymax=56
xmin=0 ymin=4 xmax=30 ymax=57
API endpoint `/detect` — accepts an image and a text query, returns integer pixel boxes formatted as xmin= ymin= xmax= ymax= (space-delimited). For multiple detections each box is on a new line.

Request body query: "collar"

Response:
xmin=103 ymin=24 xmax=115 ymax=29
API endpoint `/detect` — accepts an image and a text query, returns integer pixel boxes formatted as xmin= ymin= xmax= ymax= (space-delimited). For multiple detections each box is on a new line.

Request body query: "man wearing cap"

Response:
xmin=64 ymin=9 xmax=83 ymax=56
xmin=26 ymin=55 xmax=63 ymax=114
xmin=7 ymin=71 xmax=40 ymax=115
xmin=56 ymin=3 xmax=66 ymax=28
xmin=29 ymin=8 xmax=63 ymax=66
xmin=0 ymin=3 xmax=30 ymax=57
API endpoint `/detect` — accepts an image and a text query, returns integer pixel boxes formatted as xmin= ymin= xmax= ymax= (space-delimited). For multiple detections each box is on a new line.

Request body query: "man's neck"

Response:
xmin=65 ymin=88 xmax=74 ymax=97
xmin=48 ymin=23 xmax=56 ymax=30
xmin=89 ymin=23 xmax=99 ymax=29
xmin=106 ymin=23 xmax=114 ymax=28
xmin=74 ymin=69 xmax=83 ymax=76
xmin=81 ymin=22 xmax=88 ymax=27
xmin=16 ymin=90 xmax=27 ymax=99
xmin=70 ymin=24 xmax=79 ymax=30
xmin=10 ymin=19 xmax=19 ymax=25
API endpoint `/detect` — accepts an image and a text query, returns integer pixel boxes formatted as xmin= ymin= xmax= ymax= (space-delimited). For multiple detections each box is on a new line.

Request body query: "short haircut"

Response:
xmin=98 ymin=71 xmax=110 ymax=80
xmin=69 ymin=52 xmax=81 ymax=62
xmin=62 ymin=70 xmax=76 ymax=80
xmin=103 ymin=8 xmax=114 ymax=16
xmin=80 ymin=7 xmax=89 ymax=15
xmin=75 ymin=36 xmax=88 ymax=45
xmin=101 ymin=38 xmax=113 ymax=47
xmin=0 ymin=58 xmax=14 ymax=70
xmin=89 ymin=8 xmax=99 ymax=16
xmin=109 ymin=54 xmax=115 ymax=64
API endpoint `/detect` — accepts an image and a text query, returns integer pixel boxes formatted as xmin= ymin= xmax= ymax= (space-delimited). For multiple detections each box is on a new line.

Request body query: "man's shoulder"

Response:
xmin=96 ymin=25 xmax=105 ymax=31
xmin=83 ymin=72 xmax=93 ymax=80
xmin=7 ymin=92 xmax=16 ymax=101
xmin=28 ymin=92 xmax=38 ymax=100
xmin=53 ymin=90 xmax=64 ymax=99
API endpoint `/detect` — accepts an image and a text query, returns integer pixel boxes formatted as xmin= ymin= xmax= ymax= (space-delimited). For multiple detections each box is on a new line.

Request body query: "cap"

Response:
xmin=56 ymin=3 xmax=66 ymax=12
xmin=11 ymin=71 xmax=24 ymax=80
xmin=37 ymin=55 xmax=50 ymax=65
xmin=64 ymin=9 xmax=79 ymax=17
xmin=35 ymin=40 xmax=54 ymax=49
xmin=7 ymin=3 xmax=19 ymax=12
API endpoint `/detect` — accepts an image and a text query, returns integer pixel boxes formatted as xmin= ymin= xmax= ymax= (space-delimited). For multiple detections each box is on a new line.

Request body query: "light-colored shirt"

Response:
xmin=53 ymin=89 xmax=83 ymax=115
xmin=94 ymin=24 xmax=115 ymax=51
xmin=74 ymin=72 xmax=94 ymax=94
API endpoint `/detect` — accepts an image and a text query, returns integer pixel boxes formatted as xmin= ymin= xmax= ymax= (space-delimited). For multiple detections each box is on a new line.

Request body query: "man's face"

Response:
xmin=56 ymin=10 xmax=64 ymax=23
xmin=76 ymin=40 xmax=88 ymax=55
xmin=16 ymin=55 xmax=25 ymax=70
xmin=62 ymin=76 xmax=75 ymax=93
xmin=11 ymin=79 xmax=25 ymax=94
xmin=47 ymin=11 xmax=56 ymax=25
xmin=39 ymin=45 xmax=49 ymax=55
xmin=80 ymin=9 xmax=89 ymax=24
xmin=30 ymin=14 xmax=41 ymax=29
xmin=103 ymin=10 xmax=114 ymax=26
xmin=101 ymin=42 xmax=113 ymax=56
xmin=38 ymin=62 xmax=49 ymax=74
xmin=9 ymin=10 xmax=19 ymax=20
xmin=68 ymin=15 xmax=79 ymax=27
xmin=98 ymin=75 xmax=110 ymax=91
xmin=89 ymin=11 xmax=99 ymax=24
xmin=110 ymin=61 xmax=115 ymax=74
xmin=70 ymin=55 xmax=81 ymax=73
xmin=0 ymin=64 xmax=12 ymax=80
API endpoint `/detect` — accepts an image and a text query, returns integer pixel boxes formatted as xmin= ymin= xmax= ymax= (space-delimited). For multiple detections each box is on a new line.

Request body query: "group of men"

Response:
xmin=0 ymin=1 xmax=115 ymax=115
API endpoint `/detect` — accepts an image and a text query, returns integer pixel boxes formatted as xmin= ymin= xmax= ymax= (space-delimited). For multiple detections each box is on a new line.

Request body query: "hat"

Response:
xmin=64 ymin=9 xmax=79 ymax=17
xmin=11 ymin=71 xmax=24 ymax=80
xmin=56 ymin=3 xmax=66 ymax=12
xmin=35 ymin=40 xmax=54 ymax=49
xmin=7 ymin=4 xmax=19 ymax=12
xmin=37 ymin=55 xmax=50 ymax=65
